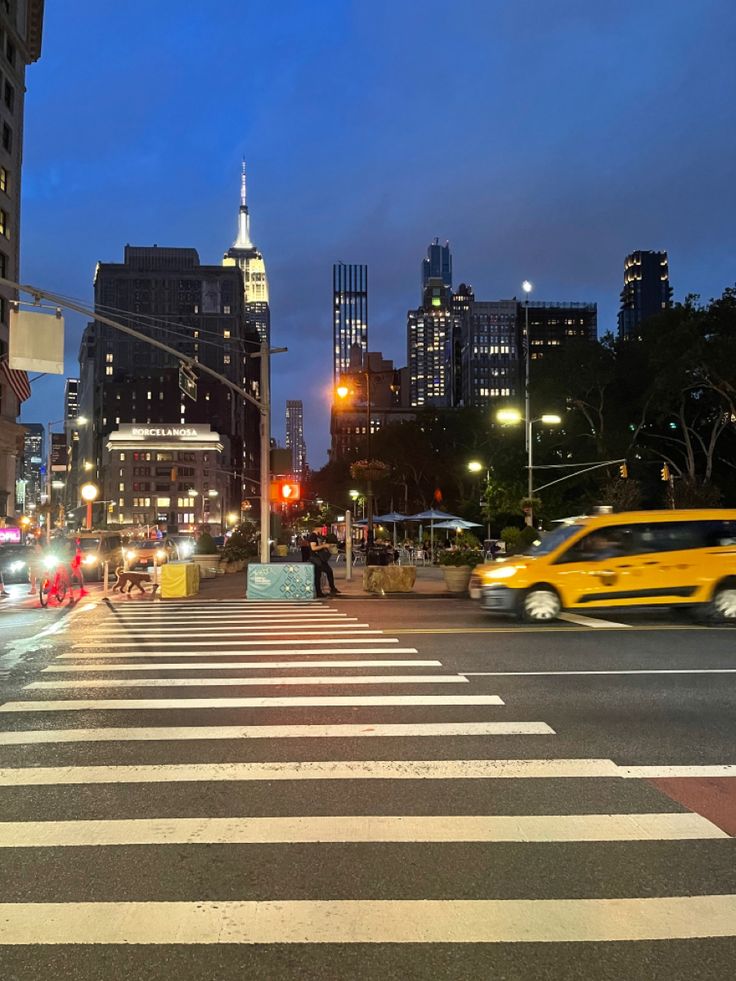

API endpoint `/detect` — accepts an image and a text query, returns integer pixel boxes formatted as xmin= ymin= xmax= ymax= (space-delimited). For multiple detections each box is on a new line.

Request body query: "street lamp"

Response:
xmin=496 ymin=408 xmax=561 ymax=527
xmin=468 ymin=460 xmax=491 ymax=539
xmin=80 ymin=481 xmax=99 ymax=531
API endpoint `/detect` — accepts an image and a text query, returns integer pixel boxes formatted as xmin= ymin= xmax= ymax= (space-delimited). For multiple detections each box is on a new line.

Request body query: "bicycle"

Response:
xmin=39 ymin=554 xmax=82 ymax=607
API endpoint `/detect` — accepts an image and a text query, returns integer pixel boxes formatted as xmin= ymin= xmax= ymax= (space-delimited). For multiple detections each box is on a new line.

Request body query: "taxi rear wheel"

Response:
xmin=521 ymin=587 xmax=561 ymax=623
xmin=707 ymin=584 xmax=736 ymax=623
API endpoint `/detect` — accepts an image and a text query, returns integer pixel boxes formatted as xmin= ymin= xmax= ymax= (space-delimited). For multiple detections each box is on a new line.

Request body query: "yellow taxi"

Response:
xmin=480 ymin=509 xmax=736 ymax=623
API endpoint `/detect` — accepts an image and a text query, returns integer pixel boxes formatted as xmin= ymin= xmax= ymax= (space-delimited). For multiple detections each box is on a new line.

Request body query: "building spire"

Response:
xmin=233 ymin=158 xmax=253 ymax=249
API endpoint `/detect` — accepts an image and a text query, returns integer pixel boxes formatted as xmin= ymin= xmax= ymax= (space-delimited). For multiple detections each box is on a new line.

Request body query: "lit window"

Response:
xmin=147 ymin=391 xmax=152 ymax=400
xmin=119 ymin=453 xmax=125 ymax=461
xmin=0 ymin=167 xmax=7 ymax=193
xmin=106 ymin=366 xmax=113 ymax=375
xmin=224 ymin=330 xmax=231 ymax=339
xmin=119 ymin=483 xmax=125 ymax=492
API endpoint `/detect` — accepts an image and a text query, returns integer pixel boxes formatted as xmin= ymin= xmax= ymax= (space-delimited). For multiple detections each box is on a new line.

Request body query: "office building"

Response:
xmin=422 ymin=238 xmax=452 ymax=291
xmin=459 ymin=295 xmax=519 ymax=407
xmin=519 ymin=300 xmax=597 ymax=363
xmin=331 ymin=350 xmax=412 ymax=459
xmin=618 ymin=250 xmax=672 ymax=340
xmin=285 ymin=400 xmax=307 ymax=477
xmin=0 ymin=1 xmax=43 ymax=515
xmin=78 ymin=245 xmax=260 ymax=529
xmin=407 ymin=277 xmax=460 ymax=408
xmin=222 ymin=161 xmax=270 ymax=345
xmin=63 ymin=377 xmax=81 ymax=510
xmin=333 ymin=262 xmax=368 ymax=381
xmin=20 ymin=421 xmax=43 ymax=509
xmin=64 ymin=377 xmax=79 ymax=422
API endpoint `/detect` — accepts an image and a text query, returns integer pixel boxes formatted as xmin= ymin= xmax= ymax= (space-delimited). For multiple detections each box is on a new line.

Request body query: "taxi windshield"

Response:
xmin=77 ymin=539 xmax=102 ymax=551
xmin=527 ymin=523 xmax=584 ymax=556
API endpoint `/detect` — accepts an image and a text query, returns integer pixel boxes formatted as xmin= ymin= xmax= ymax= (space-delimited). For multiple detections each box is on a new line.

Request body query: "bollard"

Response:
xmin=345 ymin=509 xmax=353 ymax=582
xmin=103 ymin=561 xmax=109 ymax=597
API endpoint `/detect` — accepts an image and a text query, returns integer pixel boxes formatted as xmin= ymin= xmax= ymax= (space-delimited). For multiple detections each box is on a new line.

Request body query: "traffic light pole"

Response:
xmin=0 ymin=275 xmax=284 ymax=565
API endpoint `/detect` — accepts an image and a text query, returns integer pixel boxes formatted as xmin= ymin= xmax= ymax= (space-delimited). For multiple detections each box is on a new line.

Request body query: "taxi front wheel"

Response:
xmin=707 ymin=584 xmax=736 ymax=623
xmin=521 ymin=587 xmax=561 ymax=623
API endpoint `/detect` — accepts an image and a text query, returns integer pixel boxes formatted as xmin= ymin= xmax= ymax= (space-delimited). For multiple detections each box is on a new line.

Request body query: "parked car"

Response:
xmin=163 ymin=535 xmax=196 ymax=559
xmin=480 ymin=509 xmax=736 ymax=623
xmin=124 ymin=540 xmax=169 ymax=571
xmin=0 ymin=544 xmax=32 ymax=584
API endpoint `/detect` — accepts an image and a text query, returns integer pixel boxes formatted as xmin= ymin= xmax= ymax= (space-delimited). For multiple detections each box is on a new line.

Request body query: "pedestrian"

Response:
xmin=27 ymin=540 xmax=45 ymax=596
xmin=307 ymin=526 xmax=340 ymax=597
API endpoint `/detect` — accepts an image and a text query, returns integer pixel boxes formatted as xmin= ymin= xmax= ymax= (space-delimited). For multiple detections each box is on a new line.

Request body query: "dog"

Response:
xmin=112 ymin=567 xmax=153 ymax=594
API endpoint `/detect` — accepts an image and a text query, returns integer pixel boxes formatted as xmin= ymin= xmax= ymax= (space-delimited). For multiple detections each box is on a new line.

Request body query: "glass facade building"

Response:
xmin=333 ymin=262 xmax=368 ymax=381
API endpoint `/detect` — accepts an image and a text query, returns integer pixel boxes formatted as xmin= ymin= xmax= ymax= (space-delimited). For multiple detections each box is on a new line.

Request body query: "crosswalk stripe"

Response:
xmin=2 ymin=896 xmax=735 ymax=943
xmin=0 ymin=694 xmax=505 ymax=715
xmin=0 ymin=812 xmax=723 ymax=847
xmin=2 ymin=757 xmax=646 ymax=787
xmin=622 ymin=764 xmax=736 ymax=778
xmin=72 ymin=637 xmax=393 ymax=648
xmin=26 ymin=674 xmax=468 ymax=690
xmin=0 ymin=722 xmax=555 ymax=744
xmin=466 ymin=669 xmax=736 ymax=677
xmin=92 ymin=625 xmax=370 ymax=636
xmin=42 ymin=660 xmax=442 ymax=672
xmin=58 ymin=646 xmax=415 ymax=659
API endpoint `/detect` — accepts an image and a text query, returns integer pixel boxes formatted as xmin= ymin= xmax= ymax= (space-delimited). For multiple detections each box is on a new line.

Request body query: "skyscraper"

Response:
xmin=333 ymin=262 xmax=368 ymax=381
xmin=64 ymin=377 xmax=81 ymax=510
xmin=285 ymin=400 xmax=307 ymax=477
xmin=223 ymin=161 xmax=270 ymax=345
xmin=79 ymin=245 xmax=261 ymax=528
xmin=422 ymin=238 xmax=452 ymax=292
xmin=64 ymin=378 xmax=79 ymax=422
xmin=21 ymin=423 xmax=44 ymax=510
xmin=407 ymin=277 xmax=459 ymax=408
xmin=459 ymin=298 xmax=519 ymax=406
xmin=618 ymin=250 xmax=672 ymax=340
xmin=0 ymin=1 xmax=43 ymax=516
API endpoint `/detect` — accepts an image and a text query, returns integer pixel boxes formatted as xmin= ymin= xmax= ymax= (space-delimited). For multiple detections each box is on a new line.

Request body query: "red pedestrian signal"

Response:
xmin=270 ymin=480 xmax=301 ymax=502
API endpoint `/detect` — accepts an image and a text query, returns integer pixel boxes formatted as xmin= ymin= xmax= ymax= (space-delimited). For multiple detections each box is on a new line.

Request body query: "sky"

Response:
xmin=19 ymin=0 xmax=736 ymax=464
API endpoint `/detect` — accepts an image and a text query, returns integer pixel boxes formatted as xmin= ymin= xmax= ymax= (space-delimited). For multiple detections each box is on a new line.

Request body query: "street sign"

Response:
xmin=179 ymin=366 xmax=197 ymax=401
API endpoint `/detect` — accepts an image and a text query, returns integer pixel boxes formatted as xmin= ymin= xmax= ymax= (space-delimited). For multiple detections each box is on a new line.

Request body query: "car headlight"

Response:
xmin=43 ymin=556 xmax=59 ymax=570
xmin=83 ymin=554 xmax=97 ymax=566
xmin=155 ymin=550 xmax=166 ymax=561
xmin=485 ymin=564 xmax=524 ymax=581
xmin=9 ymin=561 xmax=25 ymax=572
xmin=125 ymin=550 xmax=138 ymax=562
xmin=180 ymin=543 xmax=192 ymax=556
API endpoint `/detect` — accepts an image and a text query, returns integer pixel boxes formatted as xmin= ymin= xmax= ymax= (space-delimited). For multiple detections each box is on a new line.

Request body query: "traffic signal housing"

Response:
xmin=661 ymin=463 xmax=671 ymax=482
xmin=619 ymin=463 xmax=628 ymax=479
xmin=270 ymin=480 xmax=301 ymax=502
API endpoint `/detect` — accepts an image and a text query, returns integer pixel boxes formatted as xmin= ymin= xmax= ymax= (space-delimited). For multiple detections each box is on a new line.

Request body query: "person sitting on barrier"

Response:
xmin=307 ymin=527 xmax=340 ymax=597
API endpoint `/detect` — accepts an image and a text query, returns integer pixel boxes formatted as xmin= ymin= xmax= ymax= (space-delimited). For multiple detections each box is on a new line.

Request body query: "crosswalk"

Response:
xmin=0 ymin=597 xmax=734 ymax=974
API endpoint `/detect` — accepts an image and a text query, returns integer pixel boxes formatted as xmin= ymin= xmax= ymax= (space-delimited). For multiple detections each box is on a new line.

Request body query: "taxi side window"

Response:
xmin=554 ymin=526 xmax=631 ymax=564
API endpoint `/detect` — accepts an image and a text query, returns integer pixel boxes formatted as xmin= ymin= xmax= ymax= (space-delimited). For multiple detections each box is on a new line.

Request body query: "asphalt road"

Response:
xmin=0 ymin=592 xmax=734 ymax=980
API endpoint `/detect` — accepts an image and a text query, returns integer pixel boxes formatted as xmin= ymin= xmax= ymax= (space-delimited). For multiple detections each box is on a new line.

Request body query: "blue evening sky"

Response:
xmin=20 ymin=0 xmax=736 ymax=464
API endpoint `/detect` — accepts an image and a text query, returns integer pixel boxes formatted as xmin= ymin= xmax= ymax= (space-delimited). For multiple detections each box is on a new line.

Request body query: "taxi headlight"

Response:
xmin=125 ymin=550 xmax=138 ymax=562
xmin=484 ymin=564 xmax=523 ymax=581
xmin=83 ymin=554 xmax=97 ymax=566
xmin=155 ymin=549 xmax=166 ymax=561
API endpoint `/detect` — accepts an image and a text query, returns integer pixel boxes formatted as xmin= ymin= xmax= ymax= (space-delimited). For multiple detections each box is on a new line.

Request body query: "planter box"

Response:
xmin=247 ymin=562 xmax=315 ymax=600
xmin=190 ymin=554 xmax=222 ymax=579
xmin=161 ymin=562 xmax=200 ymax=598
xmin=442 ymin=566 xmax=472 ymax=594
xmin=363 ymin=565 xmax=416 ymax=594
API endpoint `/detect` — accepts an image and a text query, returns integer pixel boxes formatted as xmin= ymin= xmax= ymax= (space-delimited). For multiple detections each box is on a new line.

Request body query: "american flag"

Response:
xmin=0 ymin=357 xmax=31 ymax=403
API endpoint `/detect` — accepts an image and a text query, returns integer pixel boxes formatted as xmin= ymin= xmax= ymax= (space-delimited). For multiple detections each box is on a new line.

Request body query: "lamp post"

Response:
xmin=468 ymin=460 xmax=491 ymax=539
xmin=45 ymin=415 xmax=90 ymax=543
xmin=79 ymin=482 xmax=99 ymax=531
xmin=497 ymin=408 xmax=561 ymax=527
xmin=521 ymin=280 xmax=533 ymax=454
xmin=337 ymin=365 xmax=375 ymax=544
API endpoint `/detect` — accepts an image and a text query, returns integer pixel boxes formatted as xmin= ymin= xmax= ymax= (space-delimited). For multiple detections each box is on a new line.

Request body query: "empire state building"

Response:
xmin=223 ymin=161 xmax=270 ymax=345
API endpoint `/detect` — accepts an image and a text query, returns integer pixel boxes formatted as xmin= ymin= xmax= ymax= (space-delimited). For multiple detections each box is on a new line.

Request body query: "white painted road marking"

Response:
xmin=26 ymin=674 xmax=468 ymax=690
xmin=0 ymin=812 xmax=724 ymax=847
xmin=465 ymin=669 xmax=736 ymax=677
xmin=43 ymin=659 xmax=442 ymax=672
xmin=0 ymin=721 xmax=555 ymax=744
xmin=58 ymin=645 xmax=413 ymax=659
xmin=87 ymin=625 xmax=376 ymax=637
xmin=0 ymin=694 xmax=505 ymax=715
xmin=558 ymin=612 xmax=631 ymax=628
xmin=1 ymin=896 xmax=735 ymax=943
xmin=622 ymin=764 xmax=736 ymax=778
xmin=73 ymin=635 xmax=386 ymax=647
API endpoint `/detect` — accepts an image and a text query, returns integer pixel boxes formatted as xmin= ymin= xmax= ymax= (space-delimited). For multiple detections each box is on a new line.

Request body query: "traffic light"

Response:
xmin=619 ymin=463 xmax=628 ymax=479
xmin=660 ymin=463 xmax=671 ymax=482
xmin=270 ymin=480 xmax=301 ymax=502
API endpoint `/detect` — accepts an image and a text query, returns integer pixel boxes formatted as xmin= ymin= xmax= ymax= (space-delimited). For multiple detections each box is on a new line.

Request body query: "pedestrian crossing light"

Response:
xmin=270 ymin=480 xmax=301 ymax=502
xmin=661 ymin=463 xmax=671 ymax=482
xmin=619 ymin=463 xmax=628 ymax=479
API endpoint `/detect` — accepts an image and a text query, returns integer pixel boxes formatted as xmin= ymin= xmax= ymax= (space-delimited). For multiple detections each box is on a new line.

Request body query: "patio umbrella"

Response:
xmin=405 ymin=509 xmax=463 ymax=556
xmin=432 ymin=519 xmax=483 ymax=530
xmin=373 ymin=512 xmax=407 ymax=547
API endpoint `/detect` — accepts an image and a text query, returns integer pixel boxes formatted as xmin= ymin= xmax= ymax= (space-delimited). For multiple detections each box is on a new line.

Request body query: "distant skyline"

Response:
xmin=19 ymin=0 xmax=736 ymax=463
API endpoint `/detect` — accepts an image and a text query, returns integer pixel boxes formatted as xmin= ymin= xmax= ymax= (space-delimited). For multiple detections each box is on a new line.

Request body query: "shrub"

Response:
xmin=501 ymin=525 xmax=538 ymax=555
xmin=196 ymin=531 xmax=216 ymax=554
xmin=222 ymin=524 xmax=258 ymax=562
xmin=438 ymin=548 xmax=483 ymax=568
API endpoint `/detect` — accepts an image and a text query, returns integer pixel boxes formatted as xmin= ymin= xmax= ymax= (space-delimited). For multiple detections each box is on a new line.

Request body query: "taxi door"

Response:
xmin=551 ymin=526 xmax=637 ymax=608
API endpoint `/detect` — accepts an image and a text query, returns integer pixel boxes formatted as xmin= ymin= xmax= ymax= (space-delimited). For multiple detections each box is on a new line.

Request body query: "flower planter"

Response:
xmin=191 ymin=553 xmax=222 ymax=579
xmin=442 ymin=565 xmax=472 ymax=594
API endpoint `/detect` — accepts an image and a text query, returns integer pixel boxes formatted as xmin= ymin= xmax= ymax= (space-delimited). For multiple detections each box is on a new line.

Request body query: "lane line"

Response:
xmin=558 ymin=612 xmax=631 ymax=628
xmin=5 ymin=758 xmax=655 ymax=787
xmin=26 ymin=674 xmax=469 ymax=690
xmin=623 ymin=765 xmax=736 ymax=778
xmin=42 ymin=660 xmax=442 ymax=673
xmin=0 ymin=694 xmax=505 ymax=715
xmin=0 ymin=722 xmax=554 ymax=744
xmin=0 ymin=812 xmax=723 ymax=847
xmin=57 ymin=646 xmax=413 ymax=659
xmin=2 ymin=896 xmax=736 ymax=943
xmin=71 ymin=638 xmax=393 ymax=648
xmin=465 ymin=669 xmax=736 ymax=677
